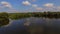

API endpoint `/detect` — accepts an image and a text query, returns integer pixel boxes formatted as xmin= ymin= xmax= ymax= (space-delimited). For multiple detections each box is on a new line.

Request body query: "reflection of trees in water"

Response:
xmin=24 ymin=18 xmax=44 ymax=34
xmin=24 ymin=18 xmax=30 ymax=26
xmin=24 ymin=18 xmax=60 ymax=34
xmin=0 ymin=12 xmax=9 ymax=27
xmin=26 ymin=22 xmax=44 ymax=34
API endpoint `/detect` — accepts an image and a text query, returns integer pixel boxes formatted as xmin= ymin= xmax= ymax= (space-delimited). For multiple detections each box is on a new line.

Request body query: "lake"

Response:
xmin=0 ymin=17 xmax=60 ymax=34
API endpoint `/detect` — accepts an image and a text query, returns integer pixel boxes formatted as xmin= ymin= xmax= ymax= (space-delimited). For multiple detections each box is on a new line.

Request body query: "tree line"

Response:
xmin=9 ymin=12 xmax=60 ymax=19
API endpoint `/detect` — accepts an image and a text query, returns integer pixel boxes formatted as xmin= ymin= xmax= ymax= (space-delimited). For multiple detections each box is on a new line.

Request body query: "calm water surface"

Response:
xmin=0 ymin=17 xmax=60 ymax=34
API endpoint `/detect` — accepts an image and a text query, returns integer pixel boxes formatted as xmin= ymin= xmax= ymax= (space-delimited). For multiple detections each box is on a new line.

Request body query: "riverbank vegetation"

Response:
xmin=0 ymin=12 xmax=60 ymax=34
xmin=0 ymin=12 xmax=9 ymax=26
xmin=0 ymin=12 xmax=60 ymax=26
xmin=0 ymin=12 xmax=60 ymax=20
xmin=9 ymin=12 xmax=60 ymax=19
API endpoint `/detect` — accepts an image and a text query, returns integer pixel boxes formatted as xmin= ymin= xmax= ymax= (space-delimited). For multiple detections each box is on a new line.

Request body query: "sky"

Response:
xmin=0 ymin=0 xmax=60 ymax=13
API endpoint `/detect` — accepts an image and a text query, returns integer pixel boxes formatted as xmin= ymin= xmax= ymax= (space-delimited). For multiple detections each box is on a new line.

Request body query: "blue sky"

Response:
xmin=0 ymin=0 xmax=60 ymax=13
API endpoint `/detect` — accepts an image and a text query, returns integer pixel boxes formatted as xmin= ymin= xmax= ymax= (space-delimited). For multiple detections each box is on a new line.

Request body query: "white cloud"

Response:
xmin=1 ymin=1 xmax=12 ymax=8
xmin=57 ymin=6 xmax=60 ymax=9
xmin=32 ymin=4 xmax=38 ymax=7
xmin=32 ymin=4 xmax=43 ymax=10
xmin=22 ymin=1 xmax=31 ymax=6
xmin=32 ymin=0 xmax=36 ymax=2
xmin=54 ymin=6 xmax=60 ymax=11
xmin=36 ymin=7 xmax=43 ymax=10
xmin=0 ymin=6 xmax=4 ymax=9
xmin=43 ymin=3 xmax=54 ymax=7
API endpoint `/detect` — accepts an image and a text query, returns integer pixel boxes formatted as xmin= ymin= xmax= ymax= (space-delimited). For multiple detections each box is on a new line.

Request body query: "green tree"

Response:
xmin=0 ymin=12 xmax=9 ymax=26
